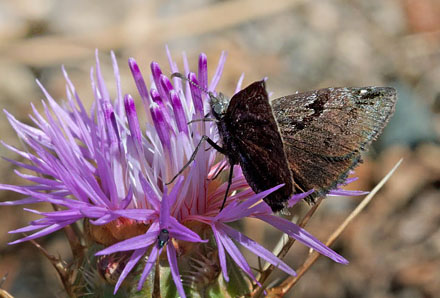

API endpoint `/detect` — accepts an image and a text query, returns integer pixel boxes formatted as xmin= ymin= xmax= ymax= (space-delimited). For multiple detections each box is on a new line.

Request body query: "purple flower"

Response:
xmin=0 ymin=48 xmax=350 ymax=297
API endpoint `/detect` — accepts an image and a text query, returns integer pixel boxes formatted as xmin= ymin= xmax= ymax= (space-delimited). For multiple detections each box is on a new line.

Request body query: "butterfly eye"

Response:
xmin=213 ymin=103 xmax=224 ymax=116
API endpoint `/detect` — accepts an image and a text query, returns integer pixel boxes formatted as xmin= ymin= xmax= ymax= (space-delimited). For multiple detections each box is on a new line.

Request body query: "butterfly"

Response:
xmin=169 ymin=74 xmax=397 ymax=212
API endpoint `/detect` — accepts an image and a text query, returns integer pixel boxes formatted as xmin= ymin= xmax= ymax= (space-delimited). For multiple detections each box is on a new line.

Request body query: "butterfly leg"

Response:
xmin=219 ymin=165 xmax=234 ymax=211
xmin=203 ymin=137 xmax=234 ymax=211
xmin=205 ymin=137 xmax=226 ymax=154
xmin=166 ymin=135 xmax=225 ymax=185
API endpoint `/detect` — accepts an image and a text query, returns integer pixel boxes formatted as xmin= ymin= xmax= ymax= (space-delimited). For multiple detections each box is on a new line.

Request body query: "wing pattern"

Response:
xmin=272 ymin=87 xmax=397 ymax=201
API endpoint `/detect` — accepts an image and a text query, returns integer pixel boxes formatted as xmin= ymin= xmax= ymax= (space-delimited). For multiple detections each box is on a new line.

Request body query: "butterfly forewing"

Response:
xmin=272 ymin=87 xmax=397 ymax=200
xmin=224 ymin=81 xmax=294 ymax=211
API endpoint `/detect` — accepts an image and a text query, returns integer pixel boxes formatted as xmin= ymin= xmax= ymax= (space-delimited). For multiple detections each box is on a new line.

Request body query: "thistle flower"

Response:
xmin=0 ymin=48 xmax=351 ymax=297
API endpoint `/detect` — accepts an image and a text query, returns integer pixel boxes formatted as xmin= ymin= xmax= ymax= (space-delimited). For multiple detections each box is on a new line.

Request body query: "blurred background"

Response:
xmin=0 ymin=0 xmax=439 ymax=297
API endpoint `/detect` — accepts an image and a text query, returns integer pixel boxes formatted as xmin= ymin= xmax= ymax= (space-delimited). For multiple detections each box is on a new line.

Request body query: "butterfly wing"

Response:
xmin=225 ymin=80 xmax=294 ymax=211
xmin=272 ymin=87 xmax=397 ymax=201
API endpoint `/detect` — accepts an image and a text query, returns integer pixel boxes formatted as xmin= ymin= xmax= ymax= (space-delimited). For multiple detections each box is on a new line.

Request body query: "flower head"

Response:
xmin=0 ymin=47 xmax=349 ymax=297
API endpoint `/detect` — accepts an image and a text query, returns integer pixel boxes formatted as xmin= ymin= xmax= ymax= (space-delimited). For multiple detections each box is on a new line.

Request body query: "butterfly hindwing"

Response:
xmin=272 ymin=87 xmax=397 ymax=200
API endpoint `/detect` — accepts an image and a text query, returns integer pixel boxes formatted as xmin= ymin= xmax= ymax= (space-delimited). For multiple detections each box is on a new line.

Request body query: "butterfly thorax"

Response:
xmin=209 ymin=92 xmax=241 ymax=165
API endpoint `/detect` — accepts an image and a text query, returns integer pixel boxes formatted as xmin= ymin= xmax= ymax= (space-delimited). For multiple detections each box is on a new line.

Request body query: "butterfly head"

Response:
xmin=209 ymin=92 xmax=230 ymax=120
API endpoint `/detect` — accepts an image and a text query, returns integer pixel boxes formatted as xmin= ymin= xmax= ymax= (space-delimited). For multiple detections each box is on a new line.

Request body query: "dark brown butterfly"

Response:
xmin=209 ymin=80 xmax=396 ymax=212
xmin=168 ymin=74 xmax=397 ymax=212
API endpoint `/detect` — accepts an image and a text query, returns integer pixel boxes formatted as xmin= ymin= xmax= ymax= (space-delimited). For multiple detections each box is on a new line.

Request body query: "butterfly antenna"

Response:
xmin=171 ymin=72 xmax=213 ymax=96
xmin=171 ymin=72 xmax=218 ymax=124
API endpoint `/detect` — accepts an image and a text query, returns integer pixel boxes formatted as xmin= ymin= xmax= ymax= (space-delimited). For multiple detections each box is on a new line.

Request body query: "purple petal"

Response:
xmin=1 ymin=156 xmax=48 ymax=177
xmin=96 ymin=224 xmax=159 ymax=254
xmin=0 ymin=196 xmax=44 ymax=206
xmin=198 ymin=53 xmax=208 ymax=90
xmin=188 ymin=73 xmax=203 ymax=115
xmin=124 ymin=94 xmax=142 ymax=144
xmin=167 ymin=175 xmax=184 ymax=207
xmin=181 ymin=52 xmax=192 ymax=105
xmin=209 ymin=51 xmax=227 ymax=91
xmin=159 ymin=74 xmax=174 ymax=99
xmin=79 ymin=206 xmax=108 ymax=218
xmin=3 ymin=111 xmax=52 ymax=148
xmin=128 ymin=58 xmax=150 ymax=107
xmin=31 ymin=208 xmax=82 ymax=220
xmin=169 ymin=90 xmax=188 ymax=134
xmin=234 ymin=73 xmax=245 ymax=94
xmin=213 ymin=223 xmax=257 ymax=283
xmin=137 ymin=245 xmax=161 ymax=291
xmin=167 ymin=241 xmax=186 ymax=298
xmin=13 ymin=171 xmax=63 ymax=188
xmin=0 ymin=141 xmax=50 ymax=176
xmin=168 ymin=217 xmax=206 ymax=243
xmin=112 ymin=208 xmax=156 ymax=221
xmin=150 ymin=101 xmax=171 ymax=151
xmin=341 ymin=176 xmax=359 ymax=185
xmin=212 ymin=225 xmax=228 ymax=281
xmin=114 ymin=248 xmax=147 ymax=294
xmin=110 ymin=51 xmax=124 ymax=116
xmin=288 ymin=189 xmax=314 ymax=208
xmin=9 ymin=220 xmax=76 ymax=244
xmin=95 ymin=49 xmax=110 ymax=103
xmin=216 ymin=184 xmax=284 ymax=222
xmin=219 ymin=222 xmax=296 ymax=276
xmin=256 ymin=214 xmax=348 ymax=264
xmin=138 ymin=174 xmax=160 ymax=210
xmin=90 ymin=213 xmax=119 ymax=225
xmin=0 ymin=185 xmax=86 ymax=208
xmin=150 ymin=62 xmax=168 ymax=103
xmin=165 ymin=46 xmax=182 ymax=91
xmin=9 ymin=224 xmax=48 ymax=234
xmin=159 ymin=190 xmax=170 ymax=228
xmin=119 ymin=186 xmax=134 ymax=209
